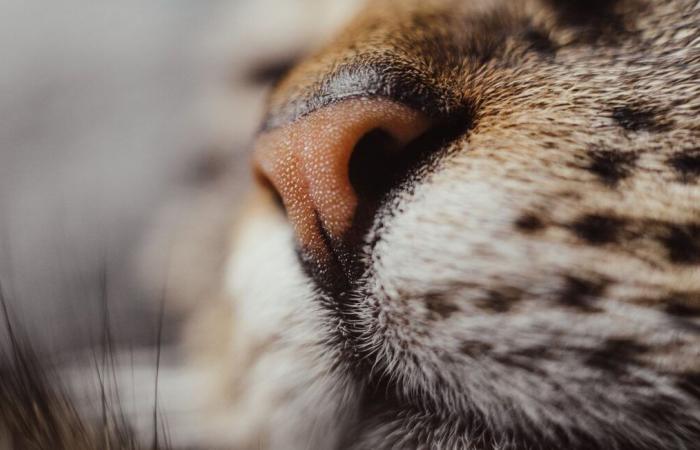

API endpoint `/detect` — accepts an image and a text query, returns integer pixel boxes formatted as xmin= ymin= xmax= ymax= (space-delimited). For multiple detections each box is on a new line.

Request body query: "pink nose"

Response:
xmin=253 ymin=98 xmax=430 ymax=260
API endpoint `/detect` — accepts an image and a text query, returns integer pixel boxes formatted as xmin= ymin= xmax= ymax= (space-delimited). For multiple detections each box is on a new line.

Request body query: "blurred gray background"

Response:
xmin=0 ymin=1 xmax=356 ymax=444
xmin=0 ymin=0 xmax=359 ymax=357
xmin=0 ymin=1 xmax=223 ymax=354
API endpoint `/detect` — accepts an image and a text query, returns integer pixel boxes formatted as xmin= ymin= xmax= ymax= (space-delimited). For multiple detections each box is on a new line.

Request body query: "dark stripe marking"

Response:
xmin=668 ymin=148 xmax=700 ymax=183
xmin=571 ymin=214 xmax=626 ymax=245
xmin=587 ymin=149 xmax=638 ymax=186
xmin=612 ymin=105 xmax=673 ymax=133
xmin=559 ymin=276 xmax=607 ymax=312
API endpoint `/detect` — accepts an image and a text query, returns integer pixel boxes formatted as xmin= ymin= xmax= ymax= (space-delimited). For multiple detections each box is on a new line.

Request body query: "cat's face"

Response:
xmin=224 ymin=0 xmax=700 ymax=448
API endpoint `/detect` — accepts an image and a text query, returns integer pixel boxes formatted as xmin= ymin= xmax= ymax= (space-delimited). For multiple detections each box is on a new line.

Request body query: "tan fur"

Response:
xmin=2 ymin=0 xmax=699 ymax=448
xmin=208 ymin=0 xmax=700 ymax=448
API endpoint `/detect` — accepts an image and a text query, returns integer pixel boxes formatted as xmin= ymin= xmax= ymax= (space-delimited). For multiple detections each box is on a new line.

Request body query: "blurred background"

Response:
xmin=0 ymin=0 xmax=358 ymax=358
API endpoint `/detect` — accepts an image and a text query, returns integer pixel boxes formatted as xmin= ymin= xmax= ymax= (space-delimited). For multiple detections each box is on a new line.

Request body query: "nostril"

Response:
xmin=252 ymin=98 xmax=431 ymax=261
xmin=348 ymin=128 xmax=403 ymax=203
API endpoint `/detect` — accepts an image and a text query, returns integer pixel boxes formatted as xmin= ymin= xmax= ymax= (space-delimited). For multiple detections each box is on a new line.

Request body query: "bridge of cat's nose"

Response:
xmin=253 ymin=98 xmax=430 ymax=260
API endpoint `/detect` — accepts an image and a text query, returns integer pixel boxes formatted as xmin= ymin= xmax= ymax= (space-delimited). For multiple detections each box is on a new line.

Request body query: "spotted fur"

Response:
xmin=227 ymin=0 xmax=700 ymax=448
xmin=1 ymin=0 xmax=699 ymax=449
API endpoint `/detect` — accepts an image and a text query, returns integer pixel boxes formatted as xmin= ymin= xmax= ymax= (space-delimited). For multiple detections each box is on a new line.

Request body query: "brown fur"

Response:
xmin=1 ymin=0 xmax=699 ymax=448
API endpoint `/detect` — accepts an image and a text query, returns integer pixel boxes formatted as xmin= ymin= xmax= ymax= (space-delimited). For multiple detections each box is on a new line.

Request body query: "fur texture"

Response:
xmin=230 ymin=0 xmax=700 ymax=448
xmin=2 ymin=0 xmax=699 ymax=449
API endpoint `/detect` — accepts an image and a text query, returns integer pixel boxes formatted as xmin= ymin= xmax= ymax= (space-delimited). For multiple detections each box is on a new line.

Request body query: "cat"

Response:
xmin=2 ymin=0 xmax=699 ymax=448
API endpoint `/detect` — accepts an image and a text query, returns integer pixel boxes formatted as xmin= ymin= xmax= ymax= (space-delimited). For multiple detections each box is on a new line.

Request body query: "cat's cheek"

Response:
xmin=204 ymin=189 xmax=355 ymax=448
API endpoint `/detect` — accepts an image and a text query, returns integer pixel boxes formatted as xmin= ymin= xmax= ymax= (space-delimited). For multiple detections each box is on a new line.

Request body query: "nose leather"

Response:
xmin=253 ymin=97 xmax=430 ymax=260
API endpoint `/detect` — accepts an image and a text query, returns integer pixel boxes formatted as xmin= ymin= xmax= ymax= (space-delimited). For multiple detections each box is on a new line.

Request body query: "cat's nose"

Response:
xmin=253 ymin=98 xmax=430 ymax=260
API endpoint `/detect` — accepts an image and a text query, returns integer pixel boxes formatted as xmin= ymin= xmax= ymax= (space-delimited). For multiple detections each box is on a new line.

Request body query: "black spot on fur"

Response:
xmin=612 ymin=105 xmax=673 ymax=132
xmin=522 ymin=27 xmax=557 ymax=55
xmin=425 ymin=292 xmax=459 ymax=320
xmin=493 ymin=353 xmax=548 ymax=375
xmin=544 ymin=0 xmax=621 ymax=23
xmin=659 ymin=224 xmax=700 ymax=265
xmin=571 ymin=214 xmax=626 ymax=245
xmin=460 ymin=340 xmax=494 ymax=357
xmin=559 ymin=276 xmax=607 ymax=312
xmin=542 ymin=0 xmax=638 ymax=43
xmin=677 ymin=373 xmax=700 ymax=402
xmin=475 ymin=287 xmax=523 ymax=313
xmin=587 ymin=149 xmax=638 ymax=186
xmin=668 ymin=148 xmax=700 ymax=183
xmin=584 ymin=338 xmax=650 ymax=375
xmin=515 ymin=213 xmax=545 ymax=232
xmin=508 ymin=345 xmax=553 ymax=360
xmin=665 ymin=293 xmax=700 ymax=317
